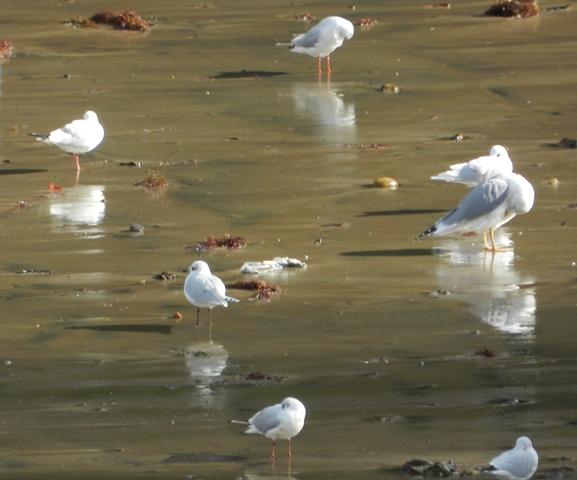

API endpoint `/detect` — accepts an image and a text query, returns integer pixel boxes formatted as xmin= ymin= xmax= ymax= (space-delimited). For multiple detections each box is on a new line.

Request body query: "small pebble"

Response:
xmin=128 ymin=223 xmax=144 ymax=233
xmin=373 ymin=177 xmax=399 ymax=190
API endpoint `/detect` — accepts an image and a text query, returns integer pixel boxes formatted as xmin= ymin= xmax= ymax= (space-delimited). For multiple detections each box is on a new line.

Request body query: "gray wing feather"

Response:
xmin=291 ymin=25 xmax=322 ymax=49
xmin=437 ymin=177 xmax=509 ymax=229
xmin=491 ymin=449 xmax=536 ymax=478
xmin=248 ymin=404 xmax=281 ymax=434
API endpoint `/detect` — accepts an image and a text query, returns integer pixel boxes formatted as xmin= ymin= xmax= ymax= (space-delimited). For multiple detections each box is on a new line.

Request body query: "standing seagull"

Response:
xmin=30 ymin=111 xmax=104 ymax=171
xmin=431 ymin=145 xmax=513 ymax=187
xmin=290 ymin=16 xmax=354 ymax=75
xmin=184 ymin=260 xmax=239 ymax=328
xmin=245 ymin=397 xmax=306 ymax=459
xmin=485 ymin=436 xmax=539 ymax=480
xmin=418 ymin=172 xmax=535 ymax=251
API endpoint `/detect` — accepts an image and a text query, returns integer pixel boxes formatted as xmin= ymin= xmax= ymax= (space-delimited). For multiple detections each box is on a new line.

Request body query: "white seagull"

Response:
xmin=486 ymin=436 xmax=539 ymax=480
xmin=184 ymin=260 xmax=239 ymax=327
xmin=290 ymin=16 xmax=354 ymax=75
xmin=418 ymin=172 xmax=535 ymax=251
xmin=30 ymin=111 xmax=104 ymax=171
xmin=431 ymin=145 xmax=513 ymax=187
xmin=245 ymin=397 xmax=306 ymax=459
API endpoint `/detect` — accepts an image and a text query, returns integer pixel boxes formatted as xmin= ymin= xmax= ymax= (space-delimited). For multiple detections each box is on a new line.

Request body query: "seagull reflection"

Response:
xmin=239 ymin=470 xmax=298 ymax=480
xmin=49 ymin=184 xmax=106 ymax=226
xmin=291 ymin=83 xmax=356 ymax=144
xmin=434 ymin=230 xmax=536 ymax=336
xmin=184 ymin=341 xmax=228 ymax=408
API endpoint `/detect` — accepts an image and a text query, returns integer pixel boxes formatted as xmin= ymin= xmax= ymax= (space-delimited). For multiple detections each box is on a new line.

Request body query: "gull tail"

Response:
xmin=230 ymin=419 xmax=250 ymax=425
xmin=275 ymin=41 xmax=292 ymax=48
xmin=415 ymin=224 xmax=437 ymax=241
xmin=29 ymin=132 xmax=50 ymax=143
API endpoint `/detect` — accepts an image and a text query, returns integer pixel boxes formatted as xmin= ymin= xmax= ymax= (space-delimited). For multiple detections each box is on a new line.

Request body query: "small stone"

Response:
xmin=545 ymin=177 xmax=560 ymax=186
xmin=4 ymin=360 xmax=12 ymax=366
xmin=62 ymin=73 xmax=72 ymax=79
xmin=379 ymin=83 xmax=401 ymax=94
xmin=128 ymin=223 xmax=144 ymax=233
xmin=373 ymin=176 xmax=399 ymax=190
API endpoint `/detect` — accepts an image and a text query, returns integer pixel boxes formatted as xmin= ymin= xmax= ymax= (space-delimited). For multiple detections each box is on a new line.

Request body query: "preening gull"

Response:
xmin=431 ymin=145 xmax=513 ymax=187
xmin=290 ymin=16 xmax=354 ymax=75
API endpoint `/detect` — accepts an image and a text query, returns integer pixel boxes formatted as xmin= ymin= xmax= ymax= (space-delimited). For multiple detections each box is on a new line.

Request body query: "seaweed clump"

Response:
xmin=191 ymin=234 xmax=246 ymax=252
xmin=90 ymin=10 xmax=151 ymax=31
xmin=134 ymin=168 xmax=167 ymax=188
xmin=228 ymin=280 xmax=280 ymax=300
xmin=484 ymin=0 xmax=540 ymax=18
xmin=0 ymin=40 xmax=14 ymax=59
xmin=66 ymin=10 xmax=151 ymax=31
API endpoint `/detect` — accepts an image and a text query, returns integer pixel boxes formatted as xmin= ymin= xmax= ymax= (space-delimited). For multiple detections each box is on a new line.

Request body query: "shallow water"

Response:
xmin=1 ymin=0 xmax=577 ymax=478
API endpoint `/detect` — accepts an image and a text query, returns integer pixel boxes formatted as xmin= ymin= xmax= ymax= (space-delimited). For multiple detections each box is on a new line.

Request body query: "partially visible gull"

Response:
xmin=431 ymin=145 xmax=513 ymax=187
xmin=485 ymin=436 xmax=539 ymax=480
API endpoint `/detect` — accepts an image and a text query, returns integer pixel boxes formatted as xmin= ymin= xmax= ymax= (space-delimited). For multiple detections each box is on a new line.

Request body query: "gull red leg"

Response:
xmin=271 ymin=440 xmax=276 ymax=459
xmin=326 ymin=55 xmax=331 ymax=75
xmin=196 ymin=307 xmax=200 ymax=326
xmin=316 ymin=56 xmax=322 ymax=75
xmin=73 ymin=154 xmax=81 ymax=171
xmin=288 ymin=438 xmax=292 ymax=458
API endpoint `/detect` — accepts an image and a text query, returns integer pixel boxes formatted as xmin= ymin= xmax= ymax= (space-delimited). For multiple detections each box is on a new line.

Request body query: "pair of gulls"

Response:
xmin=28 ymin=18 xmax=354 ymax=168
xmin=420 ymin=145 xmax=535 ymax=251
xmin=238 ymin=393 xmax=538 ymax=480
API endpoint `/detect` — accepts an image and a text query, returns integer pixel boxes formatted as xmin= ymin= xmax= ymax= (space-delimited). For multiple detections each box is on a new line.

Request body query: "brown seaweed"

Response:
xmin=485 ymin=0 xmax=540 ymax=18
xmin=0 ymin=40 xmax=14 ymax=59
xmin=227 ymin=280 xmax=280 ymax=300
xmin=191 ymin=234 xmax=246 ymax=252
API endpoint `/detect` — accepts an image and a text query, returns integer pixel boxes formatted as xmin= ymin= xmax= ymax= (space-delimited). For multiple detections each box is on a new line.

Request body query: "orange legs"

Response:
xmin=316 ymin=56 xmax=332 ymax=78
xmin=73 ymin=154 xmax=81 ymax=171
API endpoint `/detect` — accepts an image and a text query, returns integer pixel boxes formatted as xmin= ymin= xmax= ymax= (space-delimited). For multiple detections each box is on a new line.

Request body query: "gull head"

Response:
xmin=188 ymin=260 xmax=211 ymax=275
xmin=281 ymin=397 xmax=306 ymax=414
xmin=338 ymin=18 xmax=355 ymax=40
xmin=490 ymin=145 xmax=509 ymax=159
xmin=515 ymin=436 xmax=533 ymax=450
xmin=83 ymin=111 xmax=99 ymax=122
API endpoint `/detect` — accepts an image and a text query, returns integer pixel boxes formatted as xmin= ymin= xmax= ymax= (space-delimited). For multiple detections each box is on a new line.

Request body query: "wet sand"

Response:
xmin=1 ymin=0 xmax=577 ymax=478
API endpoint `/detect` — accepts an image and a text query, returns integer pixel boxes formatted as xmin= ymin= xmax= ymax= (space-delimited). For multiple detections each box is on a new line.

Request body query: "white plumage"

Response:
xmin=31 ymin=111 xmax=104 ymax=170
xmin=290 ymin=16 xmax=354 ymax=74
xmin=245 ymin=397 xmax=306 ymax=458
xmin=419 ymin=172 xmax=535 ymax=251
xmin=184 ymin=260 xmax=238 ymax=327
xmin=488 ymin=436 xmax=539 ymax=480
xmin=431 ymin=145 xmax=513 ymax=187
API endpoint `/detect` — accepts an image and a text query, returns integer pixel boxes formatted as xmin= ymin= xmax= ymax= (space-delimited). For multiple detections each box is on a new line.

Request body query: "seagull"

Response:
xmin=184 ymin=260 xmax=239 ymax=328
xmin=244 ymin=397 xmax=306 ymax=459
xmin=485 ymin=436 xmax=539 ymax=480
xmin=30 ymin=111 xmax=104 ymax=171
xmin=290 ymin=16 xmax=354 ymax=75
xmin=431 ymin=145 xmax=513 ymax=187
xmin=418 ymin=172 xmax=535 ymax=251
